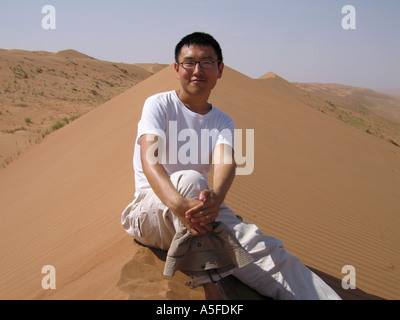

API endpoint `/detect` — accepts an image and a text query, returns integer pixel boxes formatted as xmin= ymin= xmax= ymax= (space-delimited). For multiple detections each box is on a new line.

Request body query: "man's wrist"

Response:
xmin=166 ymin=193 xmax=185 ymax=215
xmin=212 ymin=188 xmax=225 ymax=204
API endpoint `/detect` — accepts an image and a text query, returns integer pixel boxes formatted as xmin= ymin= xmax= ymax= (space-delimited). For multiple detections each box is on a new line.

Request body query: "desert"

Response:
xmin=0 ymin=50 xmax=399 ymax=300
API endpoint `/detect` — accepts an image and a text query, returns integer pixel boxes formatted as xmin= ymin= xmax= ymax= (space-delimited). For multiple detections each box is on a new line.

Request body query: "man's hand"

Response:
xmin=171 ymin=196 xmax=214 ymax=236
xmin=184 ymin=189 xmax=222 ymax=227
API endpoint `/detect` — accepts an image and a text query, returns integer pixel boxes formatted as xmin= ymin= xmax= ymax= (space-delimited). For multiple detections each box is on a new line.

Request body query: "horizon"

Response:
xmin=0 ymin=0 xmax=399 ymax=90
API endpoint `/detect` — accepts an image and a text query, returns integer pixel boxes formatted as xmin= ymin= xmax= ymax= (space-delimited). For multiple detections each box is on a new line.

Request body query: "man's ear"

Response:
xmin=217 ymin=62 xmax=224 ymax=79
xmin=174 ymin=62 xmax=180 ymax=79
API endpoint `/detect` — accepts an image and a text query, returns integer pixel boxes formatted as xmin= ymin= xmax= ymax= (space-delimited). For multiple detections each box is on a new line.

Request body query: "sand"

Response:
xmin=0 ymin=49 xmax=167 ymax=169
xmin=0 ymin=62 xmax=399 ymax=300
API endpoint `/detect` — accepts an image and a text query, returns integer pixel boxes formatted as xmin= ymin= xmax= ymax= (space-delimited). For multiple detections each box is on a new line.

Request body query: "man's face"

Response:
xmin=174 ymin=44 xmax=224 ymax=98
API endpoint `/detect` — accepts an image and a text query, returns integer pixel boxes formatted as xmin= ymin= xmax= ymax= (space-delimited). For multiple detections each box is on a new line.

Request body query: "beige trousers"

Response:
xmin=121 ymin=170 xmax=341 ymax=300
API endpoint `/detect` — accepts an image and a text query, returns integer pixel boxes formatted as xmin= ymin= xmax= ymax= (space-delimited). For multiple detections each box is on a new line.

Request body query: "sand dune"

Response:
xmin=294 ymin=82 xmax=400 ymax=146
xmin=0 ymin=49 xmax=165 ymax=168
xmin=134 ymin=63 xmax=170 ymax=74
xmin=0 ymin=64 xmax=399 ymax=300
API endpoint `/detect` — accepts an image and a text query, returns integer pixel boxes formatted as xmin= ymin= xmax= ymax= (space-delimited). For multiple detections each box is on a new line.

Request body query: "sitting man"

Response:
xmin=121 ymin=31 xmax=341 ymax=300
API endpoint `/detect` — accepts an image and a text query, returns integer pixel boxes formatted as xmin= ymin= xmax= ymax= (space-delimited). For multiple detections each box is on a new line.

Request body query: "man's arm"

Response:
xmin=139 ymin=134 xmax=212 ymax=236
xmin=185 ymin=143 xmax=236 ymax=226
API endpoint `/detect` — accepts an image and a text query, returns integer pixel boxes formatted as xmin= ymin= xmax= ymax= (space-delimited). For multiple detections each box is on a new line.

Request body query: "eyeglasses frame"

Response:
xmin=178 ymin=59 xmax=221 ymax=70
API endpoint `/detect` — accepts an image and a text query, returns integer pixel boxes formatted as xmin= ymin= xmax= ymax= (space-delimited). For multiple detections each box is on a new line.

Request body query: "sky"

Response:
xmin=0 ymin=0 xmax=399 ymax=90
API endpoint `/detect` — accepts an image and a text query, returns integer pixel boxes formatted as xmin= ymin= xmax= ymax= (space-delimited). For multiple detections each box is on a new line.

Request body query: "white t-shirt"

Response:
xmin=133 ymin=90 xmax=235 ymax=196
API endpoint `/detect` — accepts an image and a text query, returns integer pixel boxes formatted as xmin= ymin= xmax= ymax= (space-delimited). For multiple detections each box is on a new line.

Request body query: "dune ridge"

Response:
xmin=0 ymin=48 xmax=168 ymax=168
xmin=294 ymin=81 xmax=400 ymax=146
xmin=0 ymin=64 xmax=399 ymax=299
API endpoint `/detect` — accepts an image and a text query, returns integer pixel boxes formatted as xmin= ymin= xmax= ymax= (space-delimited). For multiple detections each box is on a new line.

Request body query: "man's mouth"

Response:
xmin=191 ymin=78 xmax=206 ymax=82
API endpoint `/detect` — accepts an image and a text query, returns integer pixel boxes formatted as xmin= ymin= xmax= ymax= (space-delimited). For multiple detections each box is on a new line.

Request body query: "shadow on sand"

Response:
xmin=118 ymin=240 xmax=384 ymax=300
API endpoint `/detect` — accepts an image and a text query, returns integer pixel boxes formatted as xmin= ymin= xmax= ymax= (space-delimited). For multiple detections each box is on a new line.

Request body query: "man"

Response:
xmin=121 ymin=32 xmax=341 ymax=300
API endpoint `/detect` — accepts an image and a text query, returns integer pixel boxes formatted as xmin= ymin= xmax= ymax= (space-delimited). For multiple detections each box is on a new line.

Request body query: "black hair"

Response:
xmin=174 ymin=32 xmax=223 ymax=65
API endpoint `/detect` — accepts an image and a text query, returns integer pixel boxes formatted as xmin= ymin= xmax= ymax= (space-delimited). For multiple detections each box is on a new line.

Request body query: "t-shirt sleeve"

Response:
xmin=215 ymin=116 xmax=235 ymax=149
xmin=137 ymin=95 xmax=166 ymax=141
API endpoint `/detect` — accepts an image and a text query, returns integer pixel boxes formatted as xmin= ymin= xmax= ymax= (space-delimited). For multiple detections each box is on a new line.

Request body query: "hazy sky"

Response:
xmin=1 ymin=0 xmax=399 ymax=89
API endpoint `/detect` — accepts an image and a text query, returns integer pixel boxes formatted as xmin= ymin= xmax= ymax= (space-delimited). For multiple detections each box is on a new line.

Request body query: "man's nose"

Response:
xmin=193 ymin=62 xmax=204 ymax=74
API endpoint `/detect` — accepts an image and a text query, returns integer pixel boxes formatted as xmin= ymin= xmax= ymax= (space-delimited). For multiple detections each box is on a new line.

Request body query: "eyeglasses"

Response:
xmin=178 ymin=60 xmax=220 ymax=70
